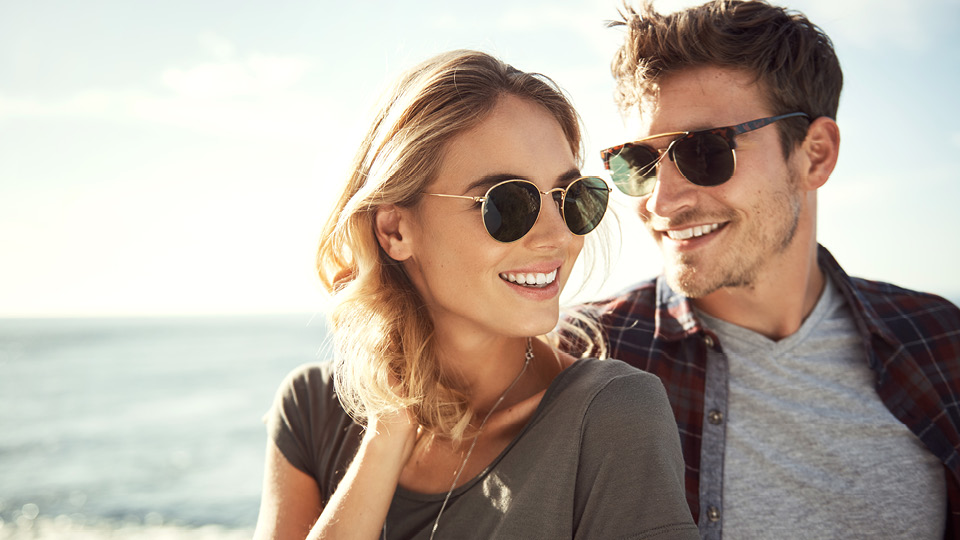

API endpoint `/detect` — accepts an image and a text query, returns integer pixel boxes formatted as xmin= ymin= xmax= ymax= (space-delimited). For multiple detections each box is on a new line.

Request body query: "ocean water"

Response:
xmin=0 ymin=314 xmax=330 ymax=539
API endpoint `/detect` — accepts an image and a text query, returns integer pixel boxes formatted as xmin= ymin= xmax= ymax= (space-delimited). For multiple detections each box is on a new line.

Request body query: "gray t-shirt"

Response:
xmin=698 ymin=277 xmax=946 ymax=538
xmin=266 ymin=357 xmax=699 ymax=539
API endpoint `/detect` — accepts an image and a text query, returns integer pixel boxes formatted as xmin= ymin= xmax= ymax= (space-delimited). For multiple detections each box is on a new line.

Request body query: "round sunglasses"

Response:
xmin=425 ymin=176 xmax=611 ymax=243
xmin=600 ymin=112 xmax=809 ymax=197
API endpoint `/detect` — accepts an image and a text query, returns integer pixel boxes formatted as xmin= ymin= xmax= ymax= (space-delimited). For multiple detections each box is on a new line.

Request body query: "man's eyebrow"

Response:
xmin=464 ymin=168 xmax=584 ymax=194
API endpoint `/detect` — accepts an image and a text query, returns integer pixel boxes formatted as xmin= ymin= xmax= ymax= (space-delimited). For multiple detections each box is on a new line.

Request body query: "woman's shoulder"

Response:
xmin=553 ymin=359 xmax=678 ymax=451
xmin=538 ymin=357 xmax=668 ymax=420
xmin=280 ymin=360 xmax=336 ymax=386
xmin=268 ymin=361 xmax=348 ymax=437
xmin=558 ymin=357 xmax=664 ymax=393
xmin=268 ymin=361 xmax=325 ymax=407
xmin=271 ymin=361 xmax=347 ymax=425
xmin=266 ymin=361 xmax=357 ymax=481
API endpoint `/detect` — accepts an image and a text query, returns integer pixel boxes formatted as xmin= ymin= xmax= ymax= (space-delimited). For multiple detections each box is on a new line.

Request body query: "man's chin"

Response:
xmin=667 ymin=268 xmax=712 ymax=298
xmin=666 ymin=267 xmax=714 ymax=299
xmin=667 ymin=264 xmax=758 ymax=299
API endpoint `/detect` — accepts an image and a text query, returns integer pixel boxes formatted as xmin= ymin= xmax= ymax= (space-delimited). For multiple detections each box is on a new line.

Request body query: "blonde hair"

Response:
xmin=317 ymin=49 xmax=603 ymax=442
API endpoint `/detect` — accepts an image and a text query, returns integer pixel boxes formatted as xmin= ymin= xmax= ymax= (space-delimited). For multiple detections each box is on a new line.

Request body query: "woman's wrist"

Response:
xmin=363 ymin=413 xmax=419 ymax=465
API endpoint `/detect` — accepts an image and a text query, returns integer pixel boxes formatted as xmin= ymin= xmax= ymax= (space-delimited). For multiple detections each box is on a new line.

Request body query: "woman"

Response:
xmin=254 ymin=50 xmax=697 ymax=540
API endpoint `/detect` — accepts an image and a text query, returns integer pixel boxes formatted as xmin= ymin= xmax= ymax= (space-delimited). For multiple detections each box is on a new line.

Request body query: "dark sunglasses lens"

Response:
xmin=607 ymin=145 xmax=658 ymax=197
xmin=483 ymin=182 xmax=541 ymax=242
xmin=563 ymin=177 xmax=609 ymax=235
xmin=672 ymin=133 xmax=735 ymax=186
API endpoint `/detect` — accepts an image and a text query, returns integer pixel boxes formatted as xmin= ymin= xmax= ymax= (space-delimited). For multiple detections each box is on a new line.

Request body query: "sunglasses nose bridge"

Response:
xmin=662 ymin=137 xmax=681 ymax=164
xmin=639 ymin=145 xmax=672 ymax=180
xmin=529 ymin=186 xmax=568 ymax=227
xmin=657 ymin=136 xmax=695 ymax=185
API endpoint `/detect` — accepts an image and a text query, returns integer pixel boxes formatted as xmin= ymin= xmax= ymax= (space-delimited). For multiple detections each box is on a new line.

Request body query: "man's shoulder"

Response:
xmin=846 ymin=275 xmax=960 ymax=344
xmin=848 ymin=276 xmax=960 ymax=320
xmin=821 ymin=244 xmax=960 ymax=331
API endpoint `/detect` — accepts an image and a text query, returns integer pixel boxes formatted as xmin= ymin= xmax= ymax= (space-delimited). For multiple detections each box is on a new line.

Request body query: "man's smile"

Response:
xmin=663 ymin=222 xmax=723 ymax=241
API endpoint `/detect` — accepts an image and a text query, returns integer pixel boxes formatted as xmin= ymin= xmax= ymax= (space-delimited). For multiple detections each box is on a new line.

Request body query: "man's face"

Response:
xmin=632 ymin=65 xmax=805 ymax=298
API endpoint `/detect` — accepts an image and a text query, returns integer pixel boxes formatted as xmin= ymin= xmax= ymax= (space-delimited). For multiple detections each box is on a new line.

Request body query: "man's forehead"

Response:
xmin=625 ymin=97 xmax=696 ymax=138
xmin=626 ymin=68 xmax=771 ymax=137
xmin=622 ymin=107 xmax=646 ymax=138
xmin=620 ymin=91 xmax=661 ymax=136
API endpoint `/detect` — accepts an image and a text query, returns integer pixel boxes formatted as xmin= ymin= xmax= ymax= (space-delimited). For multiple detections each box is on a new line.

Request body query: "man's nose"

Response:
xmin=643 ymin=156 xmax=698 ymax=218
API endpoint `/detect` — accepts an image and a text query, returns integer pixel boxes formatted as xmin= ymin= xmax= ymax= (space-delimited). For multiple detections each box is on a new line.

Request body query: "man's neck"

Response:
xmin=692 ymin=245 xmax=825 ymax=341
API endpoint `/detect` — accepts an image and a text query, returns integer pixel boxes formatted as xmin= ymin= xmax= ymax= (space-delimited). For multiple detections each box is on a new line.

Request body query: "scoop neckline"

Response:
xmin=393 ymin=357 xmax=599 ymax=502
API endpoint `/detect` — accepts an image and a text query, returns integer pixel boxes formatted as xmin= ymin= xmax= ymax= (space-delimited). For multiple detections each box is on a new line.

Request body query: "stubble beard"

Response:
xmin=659 ymin=182 xmax=803 ymax=299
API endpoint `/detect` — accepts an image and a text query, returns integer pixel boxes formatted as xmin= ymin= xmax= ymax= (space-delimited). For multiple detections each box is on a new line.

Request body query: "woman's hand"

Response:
xmin=363 ymin=405 xmax=420 ymax=466
xmin=303 ymin=404 xmax=420 ymax=540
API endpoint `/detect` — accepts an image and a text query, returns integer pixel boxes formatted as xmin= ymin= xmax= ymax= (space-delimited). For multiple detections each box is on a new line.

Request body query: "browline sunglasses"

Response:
xmin=425 ymin=176 xmax=612 ymax=243
xmin=600 ymin=112 xmax=810 ymax=197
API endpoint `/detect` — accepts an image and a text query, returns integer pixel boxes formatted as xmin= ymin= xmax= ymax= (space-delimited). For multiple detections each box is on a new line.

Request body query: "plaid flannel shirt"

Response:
xmin=567 ymin=245 xmax=960 ymax=539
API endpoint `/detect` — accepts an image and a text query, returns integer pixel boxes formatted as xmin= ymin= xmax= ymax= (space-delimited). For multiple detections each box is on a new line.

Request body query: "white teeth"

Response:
xmin=500 ymin=269 xmax=558 ymax=288
xmin=665 ymin=223 xmax=720 ymax=240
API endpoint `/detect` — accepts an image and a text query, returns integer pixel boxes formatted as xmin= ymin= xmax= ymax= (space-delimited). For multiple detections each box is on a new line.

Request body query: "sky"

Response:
xmin=1 ymin=0 xmax=958 ymax=317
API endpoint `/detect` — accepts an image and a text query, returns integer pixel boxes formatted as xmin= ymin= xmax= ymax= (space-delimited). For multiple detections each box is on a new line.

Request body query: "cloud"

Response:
xmin=494 ymin=3 xmax=623 ymax=54
xmin=130 ymin=92 xmax=329 ymax=142
xmin=0 ymin=88 xmax=333 ymax=144
xmin=161 ymin=54 xmax=311 ymax=100
xmin=0 ymin=27 xmax=331 ymax=143
xmin=795 ymin=0 xmax=935 ymax=50
xmin=424 ymin=13 xmax=462 ymax=30
xmin=198 ymin=32 xmax=236 ymax=61
xmin=0 ymin=51 xmax=339 ymax=144
xmin=164 ymin=33 xmax=299 ymax=99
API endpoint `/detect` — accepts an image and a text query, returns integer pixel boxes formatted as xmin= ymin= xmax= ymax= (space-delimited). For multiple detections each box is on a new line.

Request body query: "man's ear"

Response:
xmin=798 ymin=116 xmax=840 ymax=191
xmin=374 ymin=205 xmax=414 ymax=261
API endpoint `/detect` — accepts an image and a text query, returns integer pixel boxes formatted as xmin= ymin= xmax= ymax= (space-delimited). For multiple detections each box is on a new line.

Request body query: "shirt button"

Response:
xmin=704 ymin=334 xmax=715 ymax=348
xmin=708 ymin=410 xmax=723 ymax=425
xmin=707 ymin=506 xmax=721 ymax=522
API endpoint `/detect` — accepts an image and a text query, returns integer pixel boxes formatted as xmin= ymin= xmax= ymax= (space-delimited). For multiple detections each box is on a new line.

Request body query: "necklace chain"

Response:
xmin=380 ymin=338 xmax=534 ymax=540
xmin=423 ymin=337 xmax=534 ymax=540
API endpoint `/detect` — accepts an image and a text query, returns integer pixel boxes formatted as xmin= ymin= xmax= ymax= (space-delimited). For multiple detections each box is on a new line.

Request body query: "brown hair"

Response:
xmin=611 ymin=0 xmax=842 ymax=155
xmin=316 ymin=50 xmax=604 ymax=442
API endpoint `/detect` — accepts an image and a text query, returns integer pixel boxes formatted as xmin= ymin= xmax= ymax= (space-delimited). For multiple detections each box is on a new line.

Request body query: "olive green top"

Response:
xmin=266 ymin=357 xmax=697 ymax=539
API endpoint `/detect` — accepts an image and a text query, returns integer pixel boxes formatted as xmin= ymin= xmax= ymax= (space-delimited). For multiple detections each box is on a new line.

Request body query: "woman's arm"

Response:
xmin=254 ymin=409 xmax=418 ymax=540
xmin=253 ymin=440 xmax=323 ymax=540
xmin=305 ymin=412 xmax=417 ymax=539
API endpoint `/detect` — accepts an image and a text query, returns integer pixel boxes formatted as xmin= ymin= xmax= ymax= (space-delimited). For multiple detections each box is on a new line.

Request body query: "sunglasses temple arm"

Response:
xmin=423 ymin=193 xmax=485 ymax=203
xmin=732 ymin=112 xmax=809 ymax=135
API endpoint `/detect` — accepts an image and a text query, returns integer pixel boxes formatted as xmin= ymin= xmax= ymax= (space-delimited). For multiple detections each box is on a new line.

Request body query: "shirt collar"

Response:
xmin=651 ymin=244 xmax=894 ymax=346
xmin=654 ymin=274 xmax=703 ymax=341
xmin=816 ymin=244 xmax=898 ymax=348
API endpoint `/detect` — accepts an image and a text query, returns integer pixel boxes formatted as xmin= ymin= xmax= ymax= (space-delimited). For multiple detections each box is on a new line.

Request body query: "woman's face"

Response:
xmin=401 ymin=94 xmax=585 ymax=342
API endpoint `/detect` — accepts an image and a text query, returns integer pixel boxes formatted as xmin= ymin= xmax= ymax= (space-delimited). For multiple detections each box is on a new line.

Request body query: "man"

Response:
xmin=570 ymin=1 xmax=960 ymax=538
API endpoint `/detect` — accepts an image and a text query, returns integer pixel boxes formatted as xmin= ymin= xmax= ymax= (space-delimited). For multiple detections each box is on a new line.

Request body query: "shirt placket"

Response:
xmin=698 ymin=332 xmax=728 ymax=540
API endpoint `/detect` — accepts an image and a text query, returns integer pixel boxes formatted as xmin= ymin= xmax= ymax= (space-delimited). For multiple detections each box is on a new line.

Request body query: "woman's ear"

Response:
xmin=374 ymin=205 xmax=414 ymax=261
xmin=798 ymin=116 xmax=841 ymax=191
